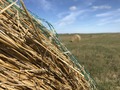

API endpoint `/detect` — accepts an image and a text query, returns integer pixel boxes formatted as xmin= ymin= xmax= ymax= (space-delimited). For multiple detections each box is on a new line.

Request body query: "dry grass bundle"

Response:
xmin=0 ymin=0 xmax=92 ymax=90
xmin=71 ymin=34 xmax=81 ymax=42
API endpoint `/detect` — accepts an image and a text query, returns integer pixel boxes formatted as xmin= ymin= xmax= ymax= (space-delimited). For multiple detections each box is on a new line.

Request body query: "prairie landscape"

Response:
xmin=59 ymin=33 xmax=120 ymax=90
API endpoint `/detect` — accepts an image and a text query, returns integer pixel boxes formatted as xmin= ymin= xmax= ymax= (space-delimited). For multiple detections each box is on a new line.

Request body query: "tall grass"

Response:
xmin=59 ymin=33 xmax=120 ymax=90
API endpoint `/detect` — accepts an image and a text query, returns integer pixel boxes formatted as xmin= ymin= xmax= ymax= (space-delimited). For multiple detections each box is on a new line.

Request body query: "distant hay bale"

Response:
xmin=70 ymin=34 xmax=81 ymax=42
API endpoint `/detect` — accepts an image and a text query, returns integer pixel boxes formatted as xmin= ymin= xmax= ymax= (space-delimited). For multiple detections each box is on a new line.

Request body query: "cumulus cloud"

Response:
xmin=92 ymin=5 xmax=111 ymax=10
xmin=69 ymin=6 xmax=77 ymax=11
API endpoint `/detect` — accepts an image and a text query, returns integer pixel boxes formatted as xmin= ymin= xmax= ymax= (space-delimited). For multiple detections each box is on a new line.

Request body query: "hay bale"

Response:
xmin=71 ymin=34 xmax=81 ymax=42
xmin=0 ymin=0 xmax=95 ymax=90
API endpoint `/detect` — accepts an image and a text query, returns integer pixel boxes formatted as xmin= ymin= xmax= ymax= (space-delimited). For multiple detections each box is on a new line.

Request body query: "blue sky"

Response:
xmin=23 ymin=0 xmax=120 ymax=33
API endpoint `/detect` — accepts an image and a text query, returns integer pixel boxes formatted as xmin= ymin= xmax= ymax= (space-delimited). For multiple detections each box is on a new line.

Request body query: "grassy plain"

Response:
xmin=59 ymin=33 xmax=120 ymax=90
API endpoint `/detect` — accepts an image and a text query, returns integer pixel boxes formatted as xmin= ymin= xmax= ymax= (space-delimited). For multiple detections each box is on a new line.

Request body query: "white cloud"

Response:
xmin=57 ymin=13 xmax=77 ymax=26
xmin=69 ymin=6 xmax=77 ymax=11
xmin=97 ymin=20 xmax=111 ymax=26
xmin=57 ymin=5 xmax=83 ymax=19
xmin=57 ymin=10 xmax=86 ymax=26
xmin=37 ymin=0 xmax=52 ymax=11
xmin=99 ymin=17 xmax=113 ymax=22
xmin=96 ymin=12 xmax=111 ymax=17
xmin=97 ymin=19 xmax=120 ymax=26
xmin=57 ymin=12 xmax=69 ymax=18
xmin=92 ymin=5 xmax=111 ymax=10
xmin=95 ymin=8 xmax=120 ymax=26
xmin=96 ymin=8 xmax=120 ymax=17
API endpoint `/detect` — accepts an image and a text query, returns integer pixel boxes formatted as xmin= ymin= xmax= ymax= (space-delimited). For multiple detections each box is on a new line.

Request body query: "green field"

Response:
xmin=59 ymin=33 xmax=120 ymax=90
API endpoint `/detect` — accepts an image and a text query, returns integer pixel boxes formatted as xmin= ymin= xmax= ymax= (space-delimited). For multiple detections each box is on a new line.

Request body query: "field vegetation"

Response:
xmin=59 ymin=33 xmax=120 ymax=90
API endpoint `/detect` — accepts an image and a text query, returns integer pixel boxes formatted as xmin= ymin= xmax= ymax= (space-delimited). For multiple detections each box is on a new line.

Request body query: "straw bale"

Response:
xmin=0 ymin=0 xmax=92 ymax=90
xmin=71 ymin=34 xmax=81 ymax=42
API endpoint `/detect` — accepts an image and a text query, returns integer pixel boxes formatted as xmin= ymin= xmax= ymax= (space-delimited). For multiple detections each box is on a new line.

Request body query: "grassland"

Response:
xmin=58 ymin=33 xmax=120 ymax=90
